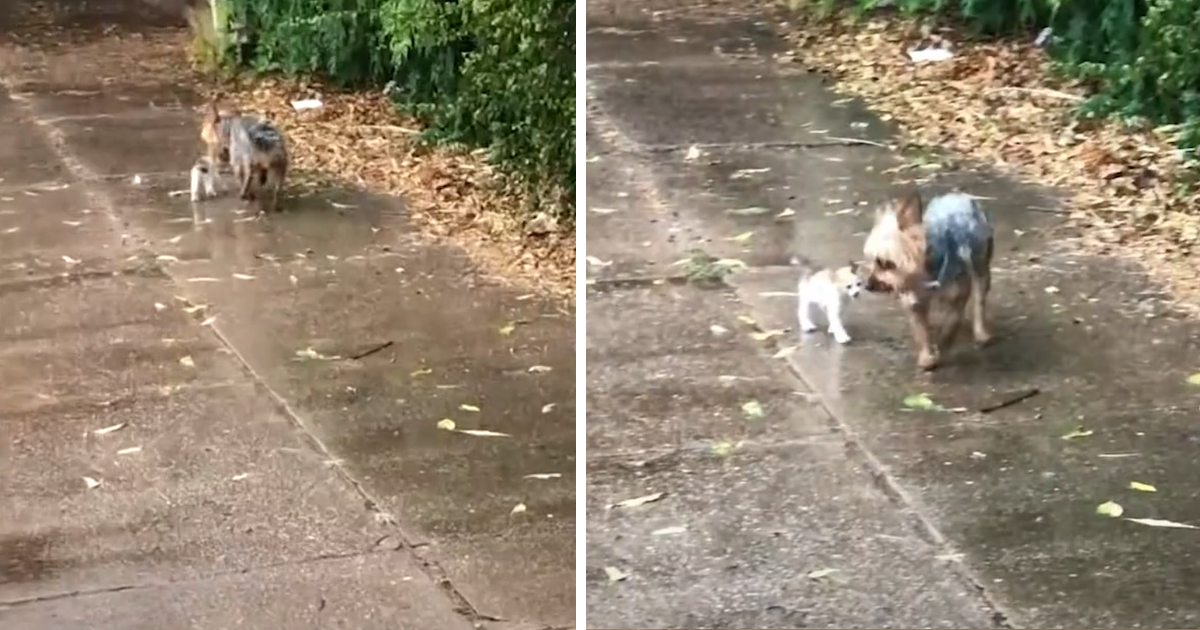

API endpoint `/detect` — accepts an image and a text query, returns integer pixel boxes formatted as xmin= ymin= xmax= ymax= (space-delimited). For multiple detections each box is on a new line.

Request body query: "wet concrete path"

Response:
xmin=0 ymin=2 xmax=574 ymax=628
xmin=586 ymin=1 xmax=1200 ymax=628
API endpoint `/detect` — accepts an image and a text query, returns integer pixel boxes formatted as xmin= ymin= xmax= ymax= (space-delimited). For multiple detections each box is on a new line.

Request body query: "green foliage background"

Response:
xmin=817 ymin=0 xmax=1200 ymax=156
xmin=216 ymin=0 xmax=576 ymax=219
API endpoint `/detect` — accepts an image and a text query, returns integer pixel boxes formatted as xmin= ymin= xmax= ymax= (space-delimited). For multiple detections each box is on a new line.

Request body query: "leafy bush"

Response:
xmin=820 ymin=0 xmax=1200 ymax=157
xmin=214 ymin=0 xmax=576 ymax=219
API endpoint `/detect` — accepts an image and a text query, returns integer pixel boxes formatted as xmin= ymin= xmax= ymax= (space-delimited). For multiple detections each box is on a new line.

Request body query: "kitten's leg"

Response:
xmin=826 ymin=297 xmax=851 ymax=344
xmin=798 ymin=290 xmax=818 ymax=333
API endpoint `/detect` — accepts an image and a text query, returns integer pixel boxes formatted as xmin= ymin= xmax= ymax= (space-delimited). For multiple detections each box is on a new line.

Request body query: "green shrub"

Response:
xmin=221 ymin=0 xmax=576 ymax=219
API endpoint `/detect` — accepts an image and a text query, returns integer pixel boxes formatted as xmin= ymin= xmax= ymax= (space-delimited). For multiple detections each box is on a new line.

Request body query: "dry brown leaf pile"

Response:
xmin=785 ymin=13 xmax=1200 ymax=314
xmin=203 ymin=78 xmax=575 ymax=304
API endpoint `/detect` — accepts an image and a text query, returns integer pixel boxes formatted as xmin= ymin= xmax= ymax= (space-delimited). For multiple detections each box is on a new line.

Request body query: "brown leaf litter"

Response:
xmin=784 ymin=12 xmax=1200 ymax=317
xmin=203 ymin=77 xmax=574 ymax=303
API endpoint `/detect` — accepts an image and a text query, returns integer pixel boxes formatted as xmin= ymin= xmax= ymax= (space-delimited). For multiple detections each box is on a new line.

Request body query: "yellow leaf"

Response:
xmin=1128 ymin=481 xmax=1157 ymax=493
xmin=436 ymin=418 xmax=456 ymax=431
xmin=459 ymin=404 xmax=481 ymax=412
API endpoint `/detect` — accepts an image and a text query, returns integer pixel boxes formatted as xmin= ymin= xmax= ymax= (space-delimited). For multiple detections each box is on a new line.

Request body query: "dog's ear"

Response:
xmin=894 ymin=189 xmax=924 ymax=229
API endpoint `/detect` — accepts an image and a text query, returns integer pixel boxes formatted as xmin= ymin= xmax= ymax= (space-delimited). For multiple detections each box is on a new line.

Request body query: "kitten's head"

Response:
xmin=832 ymin=262 xmax=865 ymax=299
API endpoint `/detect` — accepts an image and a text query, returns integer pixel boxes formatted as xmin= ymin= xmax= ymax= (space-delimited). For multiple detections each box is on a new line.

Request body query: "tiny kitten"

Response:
xmin=797 ymin=262 xmax=864 ymax=344
xmin=190 ymin=155 xmax=218 ymax=202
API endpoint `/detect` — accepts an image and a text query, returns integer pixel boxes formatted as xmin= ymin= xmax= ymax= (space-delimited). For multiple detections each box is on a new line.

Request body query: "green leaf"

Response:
xmin=741 ymin=400 xmax=765 ymax=420
xmin=1096 ymin=501 xmax=1124 ymax=518
xmin=1187 ymin=373 xmax=1200 ymax=385
xmin=902 ymin=393 xmax=941 ymax=410
xmin=1060 ymin=426 xmax=1094 ymax=440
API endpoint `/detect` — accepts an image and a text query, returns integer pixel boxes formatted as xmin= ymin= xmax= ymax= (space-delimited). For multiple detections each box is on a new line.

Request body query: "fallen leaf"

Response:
xmin=776 ymin=208 xmax=796 ymax=218
xmin=1096 ymin=501 xmax=1124 ymax=518
xmin=1061 ymin=426 xmax=1095 ymax=440
xmin=902 ymin=393 xmax=942 ymax=410
xmin=741 ymin=399 xmax=765 ymax=419
xmin=179 ymin=355 xmax=195 ymax=368
xmin=201 ymin=315 xmax=217 ymax=326
xmin=511 ymin=503 xmax=527 ymax=514
xmin=726 ymin=207 xmax=772 ymax=216
xmin=710 ymin=324 xmax=730 ymax=336
xmin=499 ymin=322 xmax=518 ymax=336
xmin=1129 ymin=481 xmax=1157 ymax=493
xmin=231 ymin=473 xmax=250 ymax=481
xmin=187 ymin=277 xmax=219 ymax=282
xmin=610 ymin=492 xmax=665 ymax=509
xmin=457 ymin=429 xmax=511 ymax=437
xmin=604 ymin=566 xmax=629 ymax=582
xmin=772 ymin=345 xmax=798 ymax=359
xmin=807 ymin=568 xmax=838 ymax=580
xmin=1044 ymin=286 xmax=1060 ymax=294
xmin=62 ymin=255 xmax=80 ymax=264
xmin=524 ymin=473 xmax=562 ymax=480
xmin=737 ymin=315 xmax=757 ymax=326
xmin=589 ymin=207 xmax=619 ymax=214
xmin=83 ymin=476 xmax=101 ymax=489
xmin=652 ymin=525 xmax=687 ymax=536
xmin=232 ymin=273 xmax=255 ymax=280
xmin=2 ymin=227 xmax=18 ymax=234
xmin=1125 ymin=517 xmax=1199 ymax=529
xmin=168 ymin=234 xmax=183 ymax=244
xmin=411 ymin=368 xmax=433 ymax=377
xmin=62 ymin=220 xmax=82 ymax=227
xmin=541 ymin=403 xmax=556 ymax=413
xmin=153 ymin=302 xmax=167 ymax=312
xmin=156 ymin=255 xmax=179 ymax=263
xmin=459 ymin=404 xmax=481 ymax=412
xmin=528 ymin=365 xmax=552 ymax=373
xmin=1187 ymin=373 xmax=1200 ymax=386
xmin=728 ymin=231 xmax=754 ymax=244
xmin=684 ymin=145 xmax=702 ymax=161
xmin=296 ymin=347 xmax=339 ymax=360
xmin=436 ymin=418 xmax=457 ymax=431
xmin=92 ymin=422 xmax=127 ymax=435
xmin=585 ymin=256 xmax=613 ymax=267
xmin=749 ymin=329 xmax=786 ymax=341
xmin=759 ymin=291 xmax=799 ymax=298
xmin=116 ymin=446 xmax=142 ymax=455
xmin=711 ymin=440 xmax=736 ymax=458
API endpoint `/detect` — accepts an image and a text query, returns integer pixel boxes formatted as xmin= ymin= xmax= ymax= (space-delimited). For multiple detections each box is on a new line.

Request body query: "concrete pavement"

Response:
xmin=585 ymin=2 xmax=1200 ymax=628
xmin=0 ymin=2 xmax=575 ymax=629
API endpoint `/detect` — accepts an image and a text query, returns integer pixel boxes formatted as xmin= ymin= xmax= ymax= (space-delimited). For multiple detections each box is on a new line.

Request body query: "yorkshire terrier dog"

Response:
xmin=862 ymin=190 xmax=994 ymax=371
xmin=200 ymin=101 xmax=290 ymax=212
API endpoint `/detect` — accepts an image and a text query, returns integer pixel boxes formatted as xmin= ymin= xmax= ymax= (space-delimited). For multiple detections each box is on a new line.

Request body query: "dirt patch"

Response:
xmin=783 ymin=10 xmax=1200 ymax=315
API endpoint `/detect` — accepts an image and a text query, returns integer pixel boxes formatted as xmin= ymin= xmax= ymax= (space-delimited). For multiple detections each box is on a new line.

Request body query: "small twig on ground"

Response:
xmin=978 ymin=388 xmax=1041 ymax=414
xmin=349 ymin=340 xmax=394 ymax=361
xmin=825 ymin=136 xmax=890 ymax=148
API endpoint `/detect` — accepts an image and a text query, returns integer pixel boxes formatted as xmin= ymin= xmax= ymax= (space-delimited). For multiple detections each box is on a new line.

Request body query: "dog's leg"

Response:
xmin=940 ymin=279 xmax=971 ymax=349
xmin=906 ymin=297 xmax=939 ymax=370
xmin=970 ymin=236 xmax=995 ymax=345
xmin=826 ymin=297 xmax=851 ymax=344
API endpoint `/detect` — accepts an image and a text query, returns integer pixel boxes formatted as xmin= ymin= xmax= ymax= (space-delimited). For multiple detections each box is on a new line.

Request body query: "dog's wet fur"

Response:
xmin=862 ymin=189 xmax=994 ymax=371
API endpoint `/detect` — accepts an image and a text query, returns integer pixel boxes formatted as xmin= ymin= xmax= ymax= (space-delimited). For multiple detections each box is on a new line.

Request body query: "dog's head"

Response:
xmin=862 ymin=189 xmax=926 ymax=293
xmin=199 ymin=101 xmax=238 ymax=156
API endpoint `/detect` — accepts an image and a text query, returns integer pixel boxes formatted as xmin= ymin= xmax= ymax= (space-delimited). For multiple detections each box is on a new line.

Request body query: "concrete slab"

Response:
xmin=10 ymin=79 xmax=198 ymax=119
xmin=587 ymin=442 xmax=996 ymax=629
xmin=0 ymin=97 xmax=70 ymax=188
xmin=586 ymin=283 xmax=832 ymax=454
xmin=1 ymin=552 xmax=476 ymax=630
xmin=89 ymin=154 xmax=579 ymax=627
xmin=54 ymin=113 xmax=198 ymax=177
xmin=587 ymin=17 xmax=784 ymax=65
xmin=0 ymin=185 xmax=123 ymax=281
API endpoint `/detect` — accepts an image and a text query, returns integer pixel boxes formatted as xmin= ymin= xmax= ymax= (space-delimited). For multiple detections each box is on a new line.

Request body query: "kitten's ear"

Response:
xmin=894 ymin=189 xmax=924 ymax=229
xmin=848 ymin=260 xmax=860 ymax=273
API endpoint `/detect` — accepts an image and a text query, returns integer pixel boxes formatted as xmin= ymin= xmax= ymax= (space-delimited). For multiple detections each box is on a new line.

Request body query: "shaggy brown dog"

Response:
xmin=862 ymin=189 xmax=994 ymax=371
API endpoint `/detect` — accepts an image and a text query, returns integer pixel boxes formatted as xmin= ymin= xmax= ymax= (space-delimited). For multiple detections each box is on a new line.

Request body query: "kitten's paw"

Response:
xmin=832 ymin=331 xmax=851 ymax=344
xmin=799 ymin=321 xmax=818 ymax=333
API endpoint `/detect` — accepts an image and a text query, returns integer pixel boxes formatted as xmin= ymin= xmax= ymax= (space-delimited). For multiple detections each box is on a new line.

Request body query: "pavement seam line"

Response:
xmin=0 ymin=547 xmax=401 ymax=609
xmin=0 ymin=80 xmax=488 ymax=626
xmin=587 ymin=77 xmax=1018 ymax=629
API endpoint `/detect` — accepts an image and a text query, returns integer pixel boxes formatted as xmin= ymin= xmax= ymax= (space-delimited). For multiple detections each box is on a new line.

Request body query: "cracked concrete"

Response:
xmin=585 ymin=1 xmax=1200 ymax=628
xmin=0 ymin=2 xmax=575 ymax=628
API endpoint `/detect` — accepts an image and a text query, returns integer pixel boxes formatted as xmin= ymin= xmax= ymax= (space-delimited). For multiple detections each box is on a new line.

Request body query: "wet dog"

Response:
xmin=200 ymin=101 xmax=289 ymax=212
xmin=797 ymin=261 xmax=864 ymax=344
xmin=862 ymin=190 xmax=994 ymax=370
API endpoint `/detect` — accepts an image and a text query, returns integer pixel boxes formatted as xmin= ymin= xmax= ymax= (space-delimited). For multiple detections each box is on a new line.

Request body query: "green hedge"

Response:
xmin=821 ymin=0 xmax=1200 ymax=157
xmin=218 ymin=0 xmax=575 ymax=219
